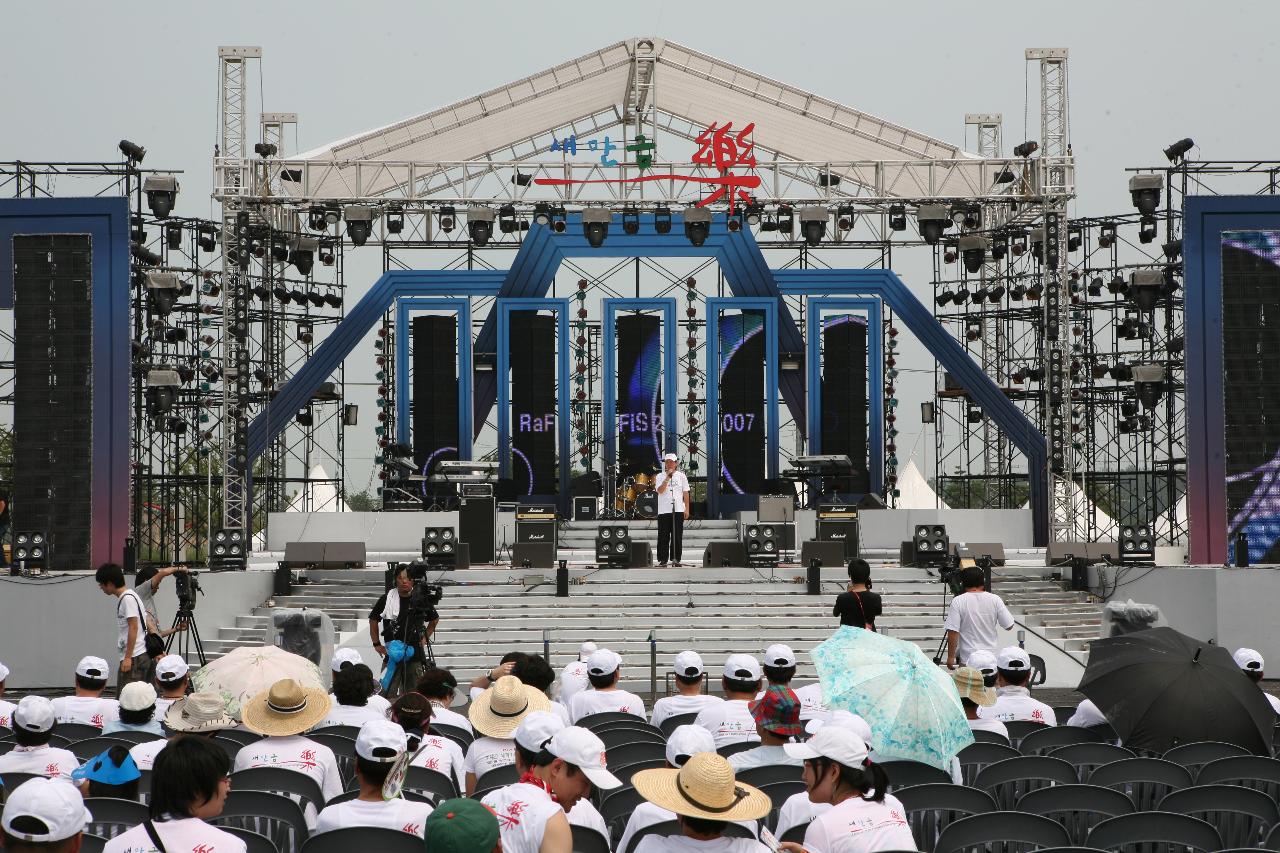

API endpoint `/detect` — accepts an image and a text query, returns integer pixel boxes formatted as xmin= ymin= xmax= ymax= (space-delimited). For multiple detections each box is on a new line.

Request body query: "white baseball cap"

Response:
xmin=785 ymin=725 xmax=870 ymax=768
xmin=355 ymin=719 xmax=408 ymax=762
xmin=966 ymin=650 xmax=998 ymax=676
xmin=1 ymin=777 xmax=92 ymax=842
xmin=587 ymin=649 xmax=622 ymax=677
xmin=763 ymin=644 xmax=797 ymax=668
xmin=805 ymin=709 xmax=873 ymax=746
xmin=665 ymin=724 xmax=715 ymax=767
xmin=1234 ymin=648 xmax=1265 ymax=672
xmin=546 ymin=727 xmax=622 ymax=790
xmin=723 ymin=654 xmax=763 ymax=681
xmin=996 ymin=647 xmax=1031 ymax=671
xmin=515 ymin=710 xmax=565 ymax=753
xmin=673 ymin=650 xmax=705 ymax=677
xmin=155 ymin=654 xmax=188 ymax=683
xmin=0 ymin=660 xmax=9 ymax=682
xmin=663 ymin=453 xmax=678 ymax=462
xmin=14 ymin=695 xmax=55 ymax=734
xmin=120 ymin=682 xmax=157 ymax=713
xmin=578 ymin=641 xmax=599 ymax=662
xmin=75 ymin=656 xmax=110 ymax=680
xmin=331 ymin=648 xmax=363 ymax=672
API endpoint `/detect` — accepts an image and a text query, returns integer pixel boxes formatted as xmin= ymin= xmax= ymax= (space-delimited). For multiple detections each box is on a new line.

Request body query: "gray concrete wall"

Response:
xmin=858 ymin=508 xmax=1034 ymax=549
xmin=0 ymin=570 xmax=274 ymax=690
xmin=265 ymin=511 xmax=459 ymax=551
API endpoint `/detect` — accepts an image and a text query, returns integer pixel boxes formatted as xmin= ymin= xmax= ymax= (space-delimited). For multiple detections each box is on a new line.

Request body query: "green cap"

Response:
xmin=424 ymin=798 xmax=500 ymax=853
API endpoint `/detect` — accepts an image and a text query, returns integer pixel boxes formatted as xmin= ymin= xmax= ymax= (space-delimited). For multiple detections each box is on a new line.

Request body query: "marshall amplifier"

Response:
xmin=516 ymin=505 xmax=558 ymax=548
xmin=573 ymin=497 xmax=597 ymax=521
xmin=816 ymin=504 xmax=859 ymax=560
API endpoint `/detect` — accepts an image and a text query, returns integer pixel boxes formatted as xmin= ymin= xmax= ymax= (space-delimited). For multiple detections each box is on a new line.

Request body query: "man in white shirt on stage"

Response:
xmin=655 ymin=452 xmax=690 ymax=567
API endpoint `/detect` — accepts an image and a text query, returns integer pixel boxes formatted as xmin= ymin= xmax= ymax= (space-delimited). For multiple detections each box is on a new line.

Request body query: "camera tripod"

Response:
xmin=166 ymin=606 xmax=207 ymax=667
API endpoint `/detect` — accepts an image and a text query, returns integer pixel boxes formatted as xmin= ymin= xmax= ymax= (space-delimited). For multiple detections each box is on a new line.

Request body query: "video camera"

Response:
xmin=403 ymin=561 xmax=444 ymax=610
xmin=174 ymin=569 xmax=203 ymax=611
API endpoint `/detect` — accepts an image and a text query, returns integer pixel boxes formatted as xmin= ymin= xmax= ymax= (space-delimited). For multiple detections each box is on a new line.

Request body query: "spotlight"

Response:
xmin=323 ymin=206 xmax=341 ymax=226
xmin=993 ymin=167 xmax=1017 ymax=183
xmin=1132 ymin=364 xmax=1165 ymax=409
xmin=511 ymin=171 xmax=533 ymax=187
xmin=385 ymin=207 xmax=404 ymax=235
xmin=118 ymin=139 xmax=146 ymax=163
xmin=622 ymin=207 xmax=640 ymax=235
xmin=684 ymin=207 xmax=712 ymax=247
xmin=253 ymin=142 xmax=278 ymax=158
xmin=1110 ymin=362 xmax=1133 ymax=381
xmin=252 ymin=284 xmax=271 ymax=301
xmin=146 ymin=368 xmax=182 ymax=416
xmin=551 ymin=205 xmax=567 ymax=233
xmin=1163 ymin=137 xmax=1195 ymax=162
xmin=1162 ymin=239 xmax=1182 ymax=260
xmin=799 ymin=207 xmax=827 ymax=246
xmin=1011 ymin=231 xmax=1028 ymax=256
xmin=324 ymin=292 xmax=343 ymax=309
xmin=745 ymin=203 xmax=763 ymax=225
xmin=162 ymin=327 xmax=187 ymax=344
xmin=198 ymin=225 xmax=217 ymax=253
xmin=935 ymin=290 xmax=953 ymax=307
xmin=1108 ymin=274 xmax=1127 ymax=295
xmin=307 ymin=207 xmax=327 ymax=231
xmin=272 ymin=285 xmax=290 ymax=302
xmin=1138 ymin=215 xmax=1158 ymax=244
xmin=296 ymin=321 xmax=313 ymax=343
xmin=306 ymin=291 xmax=326 ymax=308
xmin=726 ymin=211 xmax=742 ymax=233
xmin=949 ymin=204 xmax=968 ymax=228
xmin=467 ymin=207 xmax=495 ymax=245
xmin=1098 ymin=222 xmax=1117 ymax=249
xmin=837 ymin=205 xmax=854 ymax=231
xmin=164 ymin=222 xmax=183 ymax=250
xmin=1168 ymin=335 xmax=1184 ymax=355
xmin=953 ymin=286 xmax=970 ymax=305
xmin=959 ymin=234 xmax=988 ymax=274
xmin=289 ymin=288 xmax=309 ymax=306
xmin=1129 ymin=174 xmax=1162 ymax=215
xmin=1025 ymin=282 xmax=1043 ymax=301
xmin=581 ymin=208 xmax=611 ymax=248
xmin=1067 ymin=228 xmax=1082 ymax=252
xmin=271 ymin=242 xmax=289 ymax=263
xmin=1013 ymin=140 xmax=1039 ymax=158
xmin=987 ymin=284 xmax=1006 ymax=301
xmin=1087 ymin=277 xmax=1103 ymax=297
xmin=1091 ymin=363 xmax=1109 ymax=380
xmin=146 ymin=272 xmax=180 ymax=317
xmin=340 ymin=205 xmax=372 ymax=246
xmin=915 ymin=204 xmax=951 ymax=244
xmin=1009 ymin=283 xmax=1027 ymax=301
xmin=289 ymin=237 xmax=318 ymax=275
xmin=533 ymin=203 xmax=552 ymax=226
xmin=991 ymin=235 xmax=1008 ymax=261
xmin=817 ymin=170 xmax=841 ymax=188
xmin=498 ymin=204 xmax=518 ymax=234
xmin=775 ymin=204 xmax=794 ymax=236
xmin=1128 ymin=270 xmax=1163 ymax=312
xmin=131 ymin=243 xmax=161 ymax=266
xmin=971 ymin=287 xmax=989 ymax=305
xmin=888 ymin=204 xmax=907 ymax=232
xmin=13 ymin=532 xmax=50 ymax=568
xmin=654 ymin=205 xmax=672 ymax=234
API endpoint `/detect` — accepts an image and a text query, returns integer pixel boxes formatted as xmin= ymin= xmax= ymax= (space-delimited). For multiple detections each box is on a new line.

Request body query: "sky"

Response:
xmin=3 ymin=1 xmax=1278 ymax=497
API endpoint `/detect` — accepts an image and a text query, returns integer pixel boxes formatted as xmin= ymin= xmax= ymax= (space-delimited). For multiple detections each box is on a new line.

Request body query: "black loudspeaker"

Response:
xmin=412 ymin=315 xmax=460 ymax=490
xmin=742 ymin=523 xmax=780 ymax=564
xmin=817 ymin=518 xmax=860 ymax=559
xmin=274 ymin=563 xmax=294 ymax=597
xmin=1070 ymin=558 xmax=1090 ymax=592
xmin=1044 ymin=541 xmax=1119 ymax=565
xmin=323 ymin=542 xmax=366 ymax=569
xmin=512 ymin=542 xmax=556 ymax=569
xmin=911 ymin=524 xmax=949 ymax=565
xmin=952 ymin=542 xmax=1007 ymax=566
xmin=628 ymin=541 xmax=653 ymax=568
xmin=283 ymin=541 xmax=326 ymax=568
xmin=421 ymin=527 xmax=459 ymax=567
xmin=703 ymin=541 xmax=747 ymax=567
xmin=451 ymin=542 xmax=471 ymax=571
xmin=857 ymin=493 xmax=886 ymax=509
xmin=596 ymin=524 xmax=631 ymax=565
xmin=574 ymin=497 xmax=597 ymax=521
xmin=515 ymin=519 xmax=557 ymax=547
xmin=556 ymin=564 xmax=569 ymax=597
xmin=800 ymin=541 xmax=847 ymax=570
xmin=806 ymin=562 xmax=821 ymax=595
xmin=459 ymin=496 xmax=496 ymax=563
xmin=1118 ymin=521 xmax=1155 ymax=564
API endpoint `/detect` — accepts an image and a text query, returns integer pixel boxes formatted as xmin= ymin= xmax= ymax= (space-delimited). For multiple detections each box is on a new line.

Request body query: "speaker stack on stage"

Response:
xmin=1119 ymin=521 xmax=1155 ymax=565
xmin=742 ymin=524 xmax=779 ymax=566
xmin=458 ymin=495 xmax=495 ymax=564
xmin=422 ymin=526 xmax=467 ymax=569
xmin=816 ymin=504 xmax=860 ymax=559
xmin=595 ymin=524 xmax=651 ymax=568
xmin=513 ymin=505 xmax=557 ymax=568
xmin=703 ymin=541 xmax=748 ymax=567
xmin=904 ymin=524 xmax=949 ymax=567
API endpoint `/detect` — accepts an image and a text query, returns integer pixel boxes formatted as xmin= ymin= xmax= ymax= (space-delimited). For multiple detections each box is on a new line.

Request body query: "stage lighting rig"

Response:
xmin=253 ymin=142 xmax=278 ymax=158
xmin=119 ymin=139 xmax=146 ymax=164
xmin=684 ymin=207 xmax=711 ymax=247
xmin=1129 ymin=174 xmax=1162 ymax=215
xmin=343 ymin=206 xmax=373 ymax=246
xmin=438 ymin=206 xmax=456 ymax=233
xmin=307 ymin=206 xmax=327 ymax=231
xmin=959 ymin=235 xmax=988 ymax=274
xmin=289 ymin=237 xmax=318 ymax=275
xmin=582 ymin=208 xmax=611 ymax=247
xmin=1163 ymin=137 xmax=1195 ymax=162
xmin=146 ymin=368 xmax=182 ymax=416
xmin=654 ymin=205 xmax=672 ymax=234
xmin=467 ymin=207 xmax=495 ymax=246
xmin=915 ymin=204 xmax=950 ymax=244
xmin=146 ymin=272 xmax=180 ymax=317
xmin=498 ymin=204 xmax=518 ymax=234
xmin=887 ymin=204 xmax=907 ymax=232
xmin=622 ymin=207 xmax=640 ymax=235
xmin=1013 ymin=140 xmax=1039 ymax=158
xmin=798 ymin=207 xmax=827 ymax=246
xmin=1098 ymin=221 xmax=1117 ymax=249
xmin=533 ymin=203 xmax=552 ymax=226
xmin=775 ymin=204 xmax=794 ymax=236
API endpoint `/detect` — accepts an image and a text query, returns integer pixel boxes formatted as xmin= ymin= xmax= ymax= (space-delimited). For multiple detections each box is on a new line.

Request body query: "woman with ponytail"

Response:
xmin=778 ymin=727 xmax=917 ymax=853
xmin=390 ymin=691 xmax=465 ymax=793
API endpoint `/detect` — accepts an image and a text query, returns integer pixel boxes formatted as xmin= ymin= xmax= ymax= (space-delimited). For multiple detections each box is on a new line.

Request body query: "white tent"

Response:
xmin=896 ymin=459 xmax=950 ymax=510
xmin=285 ymin=464 xmax=351 ymax=514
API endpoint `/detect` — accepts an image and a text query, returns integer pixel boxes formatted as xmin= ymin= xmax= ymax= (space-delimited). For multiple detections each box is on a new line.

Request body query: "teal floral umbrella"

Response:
xmin=811 ymin=626 xmax=972 ymax=769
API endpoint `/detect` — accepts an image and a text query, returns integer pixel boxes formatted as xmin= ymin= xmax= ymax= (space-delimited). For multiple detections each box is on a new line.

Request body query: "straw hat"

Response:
xmin=951 ymin=666 xmax=996 ymax=707
xmin=165 ymin=691 xmax=238 ymax=733
xmin=241 ymin=678 xmax=332 ymax=736
xmin=631 ymin=753 xmax=771 ymax=822
xmin=468 ymin=675 xmax=550 ymax=739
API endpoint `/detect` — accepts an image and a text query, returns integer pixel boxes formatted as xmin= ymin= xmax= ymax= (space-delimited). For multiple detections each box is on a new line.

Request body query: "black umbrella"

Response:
xmin=1078 ymin=626 xmax=1274 ymax=755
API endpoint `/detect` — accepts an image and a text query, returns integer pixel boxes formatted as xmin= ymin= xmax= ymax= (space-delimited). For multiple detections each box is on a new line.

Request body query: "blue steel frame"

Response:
xmin=602 ymin=298 xmax=679 ymax=467
xmin=806 ymin=298 xmax=884 ymax=495
xmin=0 ymin=197 xmax=131 ymax=568
xmin=394 ymin=298 xmax=473 ymax=458
xmin=705 ymin=298 xmax=779 ymax=517
xmin=496 ymin=298 xmax=572 ymax=508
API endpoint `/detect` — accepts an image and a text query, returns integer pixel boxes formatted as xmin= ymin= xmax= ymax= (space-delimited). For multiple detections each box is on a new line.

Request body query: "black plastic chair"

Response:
xmin=606 ymin=741 xmax=666 ymax=768
xmin=328 ymin=788 xmax=432 ymax=806
xmin=1195 ymin=754 xmax=1280 ymax=801
xmin=738 ymin=763 xmax=803 ymax=787
xmin=577 ymin=711 xmax=647 ymax=731
xmin=881 ymin=759 xmax=955 ymax=792
xmin=301 ymin=826 xmax=424 ymax=853
xmin=83 ymin=797 xmax=149 ymax=839
xmin=1159 ymin=783 xmax=1280 ymax=849
xmin=1 ymin=772 xmax=41 ymax=795
xmin=895 ymin=782 xmax=997 ymax=853
xmin=571 ymin=823 xmax=611 ymax=853
xmin=110 ymin=730 xmax=164 ymax=744
xmin=217 ymin=729 xmax=265 ymax=746
xmin=971 ymin=729 xmax=1012 ymax=745
xmin=47 ymin=734 xmax=72 ymax=749
xmin=473 ymin=764 xmax=518 ymax=796
xmin=1162 ymin=740 xmax=1252 ymax=774
xmin=137 ymin=769 xmax=152 ymax=801
xmin=429 ymin=722 xmax=474 ymax=747
xmin=1088 ymin=757 xmax=1192 ymax=812
xmin=780 ymin=822 xmax=810 ymax=843
xmin=80 ymin=834 xmax=108 ymax=853
xmin=1053 ymin=706 xmax=1078 ymax=726
xmin=1003 ymin=721 xmax=1051 ymax=749
xmin=1048 ymin=742 xmax=1135 ymax=782
xmin=598 ymin=727 xmax=666 ymax=750
xmin=1087 ymin=722 xmax=1117 ymax=741
xmin=933 ymin=810 xmax=1071 ymax=853
xmin=757 ymin=780 xmax=806 ymax=830
xmin=1016 ymin=784 xmax=1134 ymax=845
xmin=716 ymin=740 xmax=758 ymax=758
xmin=592 ymin=718 xmax=664 ymax=738
xmin=973 ymin=756 xmax=1078 ymax=810
xmin=1019 ymin=725 xmax=1106 ymax=755
xmin=309 ymin=724 xmax=360 ymax=740
xmin=57 ymin=723 xmax=106 ymax=742
xmin=611 ymin=758 xmax=665 ymax=787
xmin=1086 ymin=811 xmax=1222 ymax=853
xmin=220 ymin=825 xmax=279 ymax=853
xmin=71 ymin=736 xmax=134 ymax=762
xmin=0 ymin=740 xmax=14 ymax=756
xmin=0 ymin=725 xmax=12 ymax=740
xmin=657 ymin=712 xmax=698 ymax=737
xmin=307 ymin=732 xmax=356 ymax=789
xmin=1267 ymin=823 xmax=1280 ymax=851
xmin=231 ymin=766 xmax=327 ymax=817
xmin=214 ymin=737 xmax=244 ymax=762
xmin=957 ymin=742 xmax=1020 ymax=786
xmin=601 ymin=786 xmax=646 ymax=846
xmin=1028 ymin=654 xmax=1047 ymax=687
xmin=625 ymin=819 xmax=753 ymax=853
xmin=404 ymin=765 xmax=458 ymax=801
xmin=211 ymin=790 xmax=309 ymax=853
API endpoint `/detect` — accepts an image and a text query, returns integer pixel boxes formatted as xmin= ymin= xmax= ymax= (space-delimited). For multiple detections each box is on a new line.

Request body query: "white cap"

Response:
xmin=723 ymin=654 xmax=763 ymax=681
xmin=355 ymin=719 xmax=408 ymax=762
xmin=587 ymin=649 xmax=622 ymax=677
xmin=515 ymin=710 xmax=565 ymax=753
xmin=805 ymin=709 xmax=873 ymax=746
xmin=663 ymin=453 xmax=678 ymax=462
xmin=785 ymin=725 xmax=870 ymax=767
xmin=966 ymin=650 xmax=998 ymax=676
xmin=1 ymin=777 xmax=92 ymax=842
xmin=0 ymin=660 xmax=9 ymax=682
xmin=75 ymin=655 xmax=110 ymax=680
xmin=665 ymin=724 xmax=715 ymax=767
xmin=1234 ymin=648 xmax=1265 ymax=672
xmin=155 ymin=654 xmax=188 ymax=683
xmin=14 ymin=695 xmax=55 ymax=734
xmin=546 ymin=727 xmax=622 ymax=790
xmin=331 ymin=648 xmax=363 ymax=672
xmin=763 ymin=644 xmax=797 ymax=668
xmin=996 ymin=646 xmax=1031 ymax=671
xmin=579 ymin=641 xmax=599 ymax=662
xmin=673 ymin=651 xmax=705 ymax=678
xmin=120 ymin=682 xmax=157 ymax=713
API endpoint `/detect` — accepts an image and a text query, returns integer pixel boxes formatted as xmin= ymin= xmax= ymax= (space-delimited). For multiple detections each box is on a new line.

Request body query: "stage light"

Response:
xmin=943 ymin=246 xmax=957 ymax=264
xmin=343 ymin=206 xmax=373 ymax=246
xmin=971 ymin=287 xmax=988 ymax=305
xmin=164 ymin=222 xmax=183 ymax=250
xmin=467 ymin=207 xmax=495 ymax=245
xmin=551 ymin=205 xmax=567 ymax=233
xmin=920 ymin=401 xmax=935 ymax=423
xmin=799 ymin=207 xmax=827 ymax=246
xmin=295 ymin=408 xmax=313 ymax=427
xmin=289 ymin=237 xmax=317 ymax=275
xmin=511 ymin=171 xmax=532 ymax=187
xmin=654 ymin=205 xmax=672 ymax=234
xmin=745 ymin=203 xmax=763 ymax=225
xmin=146 ymin=271 xmax=180 ymax=317
xmin=323 ymin=206 xmax=341 ymax=226
xmin=344 ymin=404 xmax=358 ymax=426
xmin=324 ymin=292 xmax=343 ymax=309
xmin=1128 ymin=269 xmax=1162 ymax=312
xmin=888 ymin=204 xmax=907 ymax=232
xmin=1132 ymin=363 xmax=1165 ymax=409
xmin=119 ymin=139 xmax=146 ymax=163
xmin=1029 ymin=228 xmax=1044 ymax=260
xmin=306 ymin=291 xmax=326 ymax=308
xmin=684 ymin=207 xmax=712 ymax=247
xmin=1068 ymin=228 xmax=1082 ymax=252
xmin=1110 ymin=362 xmax=1133 ymax=381
xmin=289 ymin=288 xmax=308 ymax=305
xmin=1087 ymin=277 xmax=1103 ymax=297
xmin=132 ymin=243 xmax=161 ymax=266
xmin=162 ymin=328 xmax=187 ymax=344
xmin=727 ymin=212 xmax=742 ymax=233
xmin=1162 ymin=238 xmax=1182 ymax=260
xmin=935 ymin=290 xmax=953 ymax=307
xmin=498 ymin=204 xmax=518 ymax=234
xmin=1025 ymin=282 xmax=1043 ymax=301
xmin=988 ymin=284 xmax=1006 ymax=301
xmin=953 ymin=286 xmax=970 ymax=305
xmin=439 ymin=206 xmax=456 ymax=233
xmin=533 ymin=203 xmax=552 ymax=226
xmin=1009 ymin=283 xmax=1027 ymax=301
xmin=1168 ymin=335 xmax=1184 ymax=354
xmin=1012 ymin=368 xmax=1027 ymax=384
xmin=146 ymin=368 xmax=181 ymax=416
xmin=13 ymin=531 xmax=49 ymax=568
xmin=1163 ymin=137 xmax=1195 ymax=162
xmin=1013 ymin=140 xmax=1039 ymax=158
xmin=297 ymin=322 xmax=313 ymax=344
xmin=1098 ymin=221 xmax=1117 ymax=249
xmin=582 ymin=208 xmax=611 ymax=247
xmin=1011 ymin=231 xmax=1028 ymax=256
xmin=271 ymin=284 xmax=290 ymax=303
xmin=1138 ymin=215 xmax=1158 ymax=244
xmin=385 ymin=207 xmax=404 ymax=235
xmin=197 ymin=225 xmax=217 ymax=253
xmin=949 ymin=204 xmax=967 ymax=228
xmin=306 ymin=207 xmax=325 ymax=231
xmin=837 ymin=205 xmax=854 ymax=231
xmin=251 ymin=284 xmax=270 ymax=301
xmin=915 ymin=204 xmax=950 ymax=244
xmin=776 ymin=204 xmax=794 ymax=236
xmin=622 ymin=207 xmax=640 ymax=235
xmin=253 ymin=142 xmax=278 ymax=158
xmin=991 ymin=234 xmax=1008 ymax=261
xmin=993 ymin=166 xmax=1016 ymax=183
xmin=271 ymin=241 xmax=289 ymax=263
xmin=1129 ymin=174 xmax=1162 ymax=215
xmin=959 ymin=234 xmax=988 ymax=274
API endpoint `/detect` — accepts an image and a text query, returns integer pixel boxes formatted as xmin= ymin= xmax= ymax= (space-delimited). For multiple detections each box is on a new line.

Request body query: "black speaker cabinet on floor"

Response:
xmin=573 ymin=497 xmax=597 ymax=521
xmin=512 ymin=542 xmax=556 ymax=569
xmin=703 ymin=541 xmax=747 ymax=567
xmin=628 ymin=541 xmax=653 ymax=568
xmin=459 ymin=496 xmax=496 ymax=563
xmin=953 ymin=542 xmax=1007 ymax=566
xmin=800 ymin=541 xmax=847 ymax=570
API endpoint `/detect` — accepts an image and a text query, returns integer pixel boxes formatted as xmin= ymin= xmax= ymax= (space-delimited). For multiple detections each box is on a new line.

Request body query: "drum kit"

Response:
xmin=611 ymin=470 xmax=659 ymax=518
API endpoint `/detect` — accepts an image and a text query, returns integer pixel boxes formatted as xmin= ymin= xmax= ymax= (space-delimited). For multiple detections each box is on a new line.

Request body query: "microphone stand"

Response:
xmin=667 ymin=471 xmax=681 ymax=567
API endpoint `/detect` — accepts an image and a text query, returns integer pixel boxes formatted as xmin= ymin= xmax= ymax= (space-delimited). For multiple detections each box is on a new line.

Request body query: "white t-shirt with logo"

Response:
xmin=408 ymin=734 xmax=467 ymax=792
xmin=650 ymin=694 xmax=723 ymax=728
xmin=232 ymin=734 xmax=343 ymax=827
xmin=567 ymin=688 xmax=647 ymax=722
xmin=802 ymin=793 xmax=916 ymax=853
xmin=694 ymin=699 xmax=761 ymax=747
xmin=793 ymin=683 xmax=828 ymax=722
xmin=482 ymin=781 xmax=564 ymax=853
xmin=51 ymin=695 xmax=119 ymax=728
xmin=655 ymin=470 xmax=691 ymax=515
xmin=634 ymin=834 xmax=770 ymax=852
xmin=977 ymin=686 xmax=1055 ymax=725
xmin=567 ymin=798 xmax=609 ymax=841
xmin=1065 ymin=698 xmax=1107 ymax=728
xmin=0 ymin=744 xmax=80 ymax=781
xmin=316 ymin=702 xmax=387 ymax=730
xmin=967 ymin=717 xmax=1010 ymax=740
xmin=428 ymin=701 xmax=473 ymax=734
xmin=465 ymin=735 xmax=516 ymax=781
xmin=776 ymin=791 xmax=833 ymax=840
xmin=727 ymin=744 xmax=801 ymax=770
xmin=559 ymin=660 xmax=591 ymax=704
xmin=315 ymin=797 xmax=435 ymax=837
xmin=104 ymin=816 xmax=247 ymax=853
xmin=0 ymin=700 xmax=15 ymax=729
xmin=116 ymin=589 xmax=148 ymax=660
xmin=129 ymin=738 xmax=169 ymax=771
xmin=941 ymin=591 xmax=1015 ymax=664
xmin=618 ymin=801 xmax=760 ymax=853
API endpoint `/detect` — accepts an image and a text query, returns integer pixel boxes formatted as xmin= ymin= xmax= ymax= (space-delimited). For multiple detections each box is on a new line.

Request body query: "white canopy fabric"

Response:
xmin=896 ymin=459 xmax=949 ymax=510
xmin=285 ymin=464 xmax=351 ymax=514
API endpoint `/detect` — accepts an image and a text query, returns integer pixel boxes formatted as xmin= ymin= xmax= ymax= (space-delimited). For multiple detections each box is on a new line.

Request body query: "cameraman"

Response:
xmin=134 ymin=565 xmax=191 ymax=681
xmin=369 ymin=564 xmax=439 ymax=697
xmin=943 ymin=566 xmax=1014 ymax=670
